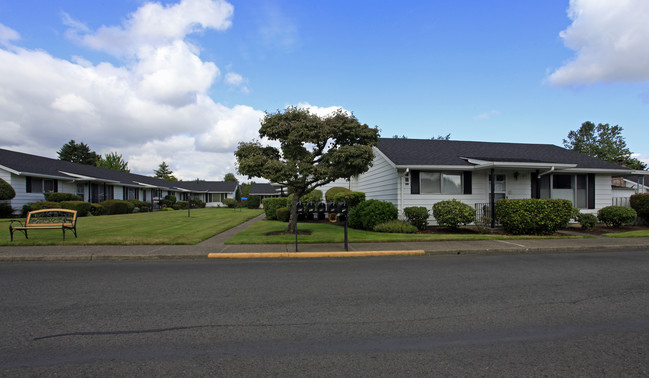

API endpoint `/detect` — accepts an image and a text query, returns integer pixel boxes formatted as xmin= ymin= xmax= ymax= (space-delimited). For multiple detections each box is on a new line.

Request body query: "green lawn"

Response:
xmin=1 ymin=208 xmax=263 ymax=246
xmin=225 ymin=220 xmax=584 ymax=244
xmin=603 ymin=229 xmax=649 ymax=238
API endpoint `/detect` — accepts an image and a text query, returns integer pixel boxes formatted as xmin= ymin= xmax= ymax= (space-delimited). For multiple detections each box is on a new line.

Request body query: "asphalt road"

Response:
xmin=2 ymin=250 xmax=649 ymax=376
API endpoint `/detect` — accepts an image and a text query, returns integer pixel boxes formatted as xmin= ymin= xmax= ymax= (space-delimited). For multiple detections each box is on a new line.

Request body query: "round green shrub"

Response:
xmin=44 ymin=192 xmax=82 ymax=202
xmin=161 ymin=194 xmax=177 ymax=208
xmin=301 ymin=190 xmax=323 ymax=203
xmin=0 ymin=178 xmax=16 ymax=200
xmin=630 ymin=193 xmax=649 ymax=223
xmin=495 ymin=199 xmax=573 ymax=235
xmin=127 ymin=199 xmax=152 ymax=212
xmin=262 ymin=197 xmax=288 ymax=220
xmin=597 ymin=206 xmax=637 ymax=228
xmin=90 ymin=203 xmax=105 ymax=216
xmin=60 ymin=201 xmax=92 ymax=217
xmin=276 ymin=207 xmax=290 ymax=222
xmin=245 ymin=195 xmax=260 ymax=209
xmin=433 ymin=199 xmax=475 ymax=229
xmin=403 ymin=206 xmax=430 ymax=230
xmin=577 ymin=213 xmax=598 ymax=230
xmin=325 ymin=187 xmax=351 ymax=202
xmin=222 ymin=198 xmax=237 ymax=208
xmin=348 ymin=199 xmax=397 ymax=230
xmin=0 ymin=202 xmax=15 ymax=218
xmin=99 ymin=200 xmax=133 ymax=215
xmin=175 ymin=201 xmax=189 ymax=210
xmin=333 ymin=191 xmax=366 ymax=208
xmin=30 ymin=201 xmax=62 ymax=211
xmin=373 ymin=220 xmax=418 ymax=233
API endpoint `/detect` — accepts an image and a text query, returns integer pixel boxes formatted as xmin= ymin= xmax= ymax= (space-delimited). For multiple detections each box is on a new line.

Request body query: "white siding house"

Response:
xmin=328 ymin=138 xmax=645 ymax=225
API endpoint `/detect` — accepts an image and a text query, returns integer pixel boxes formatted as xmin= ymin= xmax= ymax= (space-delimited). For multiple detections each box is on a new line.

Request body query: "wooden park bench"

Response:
xmin=9 ymin=209 xmax=78 ymax=241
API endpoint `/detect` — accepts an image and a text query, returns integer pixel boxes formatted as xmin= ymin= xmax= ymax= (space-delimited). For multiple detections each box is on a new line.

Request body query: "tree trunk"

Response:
xmin=287 ymin=191 xmax=301 ymax=234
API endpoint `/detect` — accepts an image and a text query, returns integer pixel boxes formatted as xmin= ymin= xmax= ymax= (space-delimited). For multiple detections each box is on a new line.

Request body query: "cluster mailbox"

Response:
xmin=296 ymin=201 xmax=347 ymax=221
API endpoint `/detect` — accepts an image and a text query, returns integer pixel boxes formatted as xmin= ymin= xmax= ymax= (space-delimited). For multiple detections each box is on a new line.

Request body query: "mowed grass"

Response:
xmin=603 ymin=229 xmax=649 ymax=238
xmin=0 ymin=208 xmax=263 ymax=246
xmin=225 ymin=220 xmax=583 ymax=244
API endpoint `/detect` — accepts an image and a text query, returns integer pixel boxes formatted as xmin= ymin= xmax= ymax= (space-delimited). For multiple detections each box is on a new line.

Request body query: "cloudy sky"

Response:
xmin=1 ymin=0 xmax=648 ymax=181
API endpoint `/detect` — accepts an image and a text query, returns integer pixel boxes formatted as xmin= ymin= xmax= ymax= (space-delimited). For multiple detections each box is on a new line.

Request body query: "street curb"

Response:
xmin=207 ymin=250 xmax=426 ymax=259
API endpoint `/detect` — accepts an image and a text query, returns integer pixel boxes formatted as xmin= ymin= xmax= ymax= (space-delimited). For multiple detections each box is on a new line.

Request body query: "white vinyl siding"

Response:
xmin=352 ymin=153 xmax=398 ymax=205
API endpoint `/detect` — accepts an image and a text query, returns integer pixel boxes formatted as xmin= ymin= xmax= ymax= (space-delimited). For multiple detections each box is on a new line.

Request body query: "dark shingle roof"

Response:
xmin=0 ymin=148 xmax=234 ymax=192
xmin=377 ymin=138 xmax=629 ymax=170
xmin=249 ymin=183 xmax=278 ymax=195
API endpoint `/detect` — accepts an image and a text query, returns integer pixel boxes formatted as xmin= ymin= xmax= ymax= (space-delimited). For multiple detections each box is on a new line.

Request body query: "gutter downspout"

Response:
xmin=537 ymin=166 xmax=555 ymax=178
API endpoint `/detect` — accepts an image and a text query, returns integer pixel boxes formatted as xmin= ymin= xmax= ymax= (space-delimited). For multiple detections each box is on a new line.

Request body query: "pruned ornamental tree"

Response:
xmin=235 ymin=106 xmax=379 ymax=233
xmin=97 ymin=152 xmax=130 ymax=172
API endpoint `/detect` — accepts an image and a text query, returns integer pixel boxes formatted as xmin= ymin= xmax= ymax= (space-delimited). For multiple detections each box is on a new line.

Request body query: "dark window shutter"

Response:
xmin=410 ymin=170 xmax=420 ymax=194
xmin=53 ymin=179 xmax=58 ymax=193
xmin=531 ymin=171 xmax=539 ymax=199
xmin=26 ymin=176 xmax=32 ymax=193
xmin=463 ymin=171 xmax=472 ymax=194
xmin=587 ymin=174 xmax=596 ymax=209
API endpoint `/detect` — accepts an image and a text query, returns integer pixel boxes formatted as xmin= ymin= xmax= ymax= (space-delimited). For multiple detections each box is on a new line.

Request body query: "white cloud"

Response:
xmin=0 ymin=0 xmax=264 ymax=181
xmin=296 ymin=102 xmax=350 ymax=118
xmin=474 ymin=110 xmax=501 ymax=120
xmin=224 ymin=72 xmax=250 ymax=93
xmin=0 ymin=23 xmax=20 ymax=47
xmin=549 ymin=0 xmax=649 ymax=86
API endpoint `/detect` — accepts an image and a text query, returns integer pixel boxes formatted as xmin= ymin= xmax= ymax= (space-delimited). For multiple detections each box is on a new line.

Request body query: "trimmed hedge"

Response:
xmin=373 ymin=220 xmax=418 ymax=233
xmin=60 ymin=201 xmax=92 ymax=217
xmin=577 ymin=213 xmax=598 ymax=230
xmin=127 ymin=199 xmax=152 ymax=213
xmin=495 ymin=199 xmax=573 ymax=235
xmin=100 ymin=200 xmax=134 ymax=215
xmin=30 ymin=201 xmax=62 ymax=211
xmin=44 ymin=192 xmax=82 ymax=202
xmin=161 ymin=195 xmax=176 ymax=208
xmin=0 ymin=202 xmax=15 ymax=218
xmin=175 ymin=201 xmax=189 ymax=210
xmin=222 ymin=198 xmax=237 ymax=208
xmin=325 ymin=187 xmax=351 ymax=202
xmin=597 ymin=206 xmax=637 ymax=228
xmin=433 ymin=199 xmax=475 ymax=229
xmin=263 ymin=197 xmax=288 ymax=220
xmin=404 ymin=206 xmax=430 ymax=230
xmin=245 ymin=195 xmax=260 ymax=209
xmin=333 ymin=191 xmax=366 ymax=208
xmin=630 ymin=193 xmax=649 ymax=223
xmin=276 ymin=207 xmax=291 ymax=222
xmin=348 ymin=199 xmax=398 ymax=230
xmin=90 ymin=203 xmax=105 ymax=216
xmin=0 ymin=178 xmax=16 ymax=200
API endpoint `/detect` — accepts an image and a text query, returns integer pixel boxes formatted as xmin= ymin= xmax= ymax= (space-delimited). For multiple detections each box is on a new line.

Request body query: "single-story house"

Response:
xmin=326 ymin=138 xmax=648 ymax=224
xmin=249 ymin=182 xmax=281 ymax=202
xmin=0 ymin=148 xmax=237 ymax=212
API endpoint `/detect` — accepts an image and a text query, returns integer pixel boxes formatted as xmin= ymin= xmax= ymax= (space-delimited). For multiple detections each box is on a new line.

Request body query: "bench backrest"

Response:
xmin=25 ymin=209 xmax=78 ymax=227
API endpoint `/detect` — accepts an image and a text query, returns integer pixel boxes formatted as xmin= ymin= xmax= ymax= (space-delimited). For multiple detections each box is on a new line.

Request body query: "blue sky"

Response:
xmin=1 ymin=0 xmax=648 ymax=180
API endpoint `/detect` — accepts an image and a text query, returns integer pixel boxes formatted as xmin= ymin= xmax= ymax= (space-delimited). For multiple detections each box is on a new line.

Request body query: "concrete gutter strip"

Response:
xmin=208 ymin=250 xmax=426 ymax=259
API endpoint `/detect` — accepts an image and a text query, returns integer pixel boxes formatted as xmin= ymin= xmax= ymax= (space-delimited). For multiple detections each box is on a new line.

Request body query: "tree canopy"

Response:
xmin=96 ymin=152 xmax=130 ymax=172
xmin=563 ymin=121 xmax=646 ymax=170
xmin=224 ymin=173 xmax=238 ymax=182
xmin=57 ymin=140 xmax=99 ymax=166
xmin=154 ymin=161 xmax=178 ymax=181
xmin=0 ymin=178 xmax=16 ymax=200
xmin=235 ymin=106 xmax=379 ymax=232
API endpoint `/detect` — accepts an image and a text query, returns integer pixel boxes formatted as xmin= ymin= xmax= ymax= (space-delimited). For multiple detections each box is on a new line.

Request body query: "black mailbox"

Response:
xmin=306 ymin=201 xmax=315 ymax=213
xmin=296 ymin=201 xmax=304 ymax=214
xmin=327 ymin=202 xmax=336 ymax=213
xmin=317 ymin=202 xmax=326 ymax=220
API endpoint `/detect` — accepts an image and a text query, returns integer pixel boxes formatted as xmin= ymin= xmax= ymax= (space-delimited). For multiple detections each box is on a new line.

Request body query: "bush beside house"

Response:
xmin=403 ymin=206 xmax=430 ymax=230
xmin=433 ymin=199 xmax=475 ymax=229
xmin=348 ymin=200 xmax=398 ymax=230
xmin=630 ymin=194 xmax=649 ymax=223
xmin=597 ymin=206 xmax=637 ymax=228
xmin=263 ymin=197 xmax=288 ymax=220
xmin=495 ymin=199 xmax=573 ymax=235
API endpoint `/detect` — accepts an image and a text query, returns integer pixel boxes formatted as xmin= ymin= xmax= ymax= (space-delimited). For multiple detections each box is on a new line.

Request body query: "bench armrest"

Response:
xmin=9 ymin=219 xmax=24 ymax=227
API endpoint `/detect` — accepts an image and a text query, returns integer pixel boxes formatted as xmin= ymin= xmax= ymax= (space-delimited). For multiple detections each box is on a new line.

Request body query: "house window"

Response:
xmin=76 ymin=184 xmax=85 ymax=200
xmin=43 ymin=179 xmax=57 ymax=193
xmin=539 ymin=174 xmax=594 ymax=209
xmin=420 ymin=172 xmax=462 ymax=194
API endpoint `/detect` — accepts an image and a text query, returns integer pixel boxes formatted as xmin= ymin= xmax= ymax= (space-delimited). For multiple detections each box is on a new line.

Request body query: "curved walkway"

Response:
xmin=1 ymin=214 xmax=648 ymax=261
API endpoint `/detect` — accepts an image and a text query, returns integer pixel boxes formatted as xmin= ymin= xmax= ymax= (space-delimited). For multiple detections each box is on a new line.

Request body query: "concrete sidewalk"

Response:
xmin=1 ymin=214 xmax=648 ymax=261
